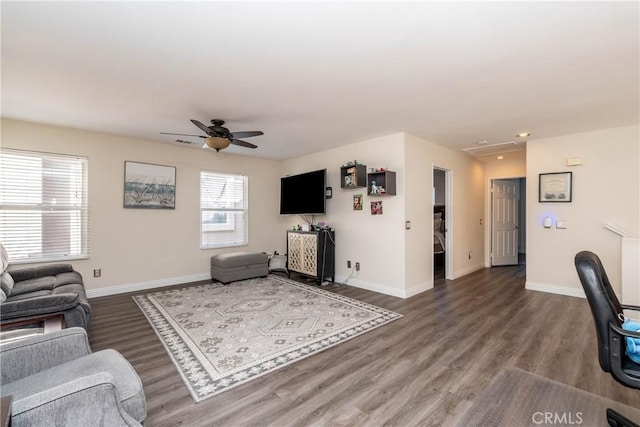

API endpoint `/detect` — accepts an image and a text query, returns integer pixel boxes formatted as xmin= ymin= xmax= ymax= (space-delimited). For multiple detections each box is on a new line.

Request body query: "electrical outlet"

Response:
xmin=468 ymin=252 xmax=473 ymax=260
xmin=355 ymin=262 xmax=360 ymax=271
xmin=93 ymin=268 xmax=101 ymax=278
xmin=347 ymin=260 xmax=352 ymax=268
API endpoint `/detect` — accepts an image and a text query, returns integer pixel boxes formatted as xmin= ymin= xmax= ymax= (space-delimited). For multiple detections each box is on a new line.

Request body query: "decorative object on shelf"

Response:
xmin=539 ymin=172 xmax=572 ymax=202
xmin=353 ymin=194 xmax=363 ymax=210
xmin=367 ymin=169 xmax=396 ymax=196
xmin=124 ymin=161 xmax=176 ymax=209
xmin=341 ymin=163 xmax=367 ymax=188
xmin=371 ymin=201 xmax=383 ymax=215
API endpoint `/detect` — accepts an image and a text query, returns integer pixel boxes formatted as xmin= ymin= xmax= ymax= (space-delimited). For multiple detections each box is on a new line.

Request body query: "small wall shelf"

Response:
xmin=367 ymin=170 xmax=396 ymax=196
xmin=341 ymin=164 xmax=367 ymax=188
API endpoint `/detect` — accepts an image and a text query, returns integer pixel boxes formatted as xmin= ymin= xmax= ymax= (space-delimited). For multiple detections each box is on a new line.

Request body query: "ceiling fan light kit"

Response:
xmin=205 ymin=137 xmax=231 ymax=152
xmin=161 ymin=119 xmax=263 ymax=152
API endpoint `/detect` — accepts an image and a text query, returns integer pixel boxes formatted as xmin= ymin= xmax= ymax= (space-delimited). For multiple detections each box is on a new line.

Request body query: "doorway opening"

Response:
xmin=490 ymin=177 xmax=526 ymax=266
xmin=433 ymin=167 xmax=453 ymax=284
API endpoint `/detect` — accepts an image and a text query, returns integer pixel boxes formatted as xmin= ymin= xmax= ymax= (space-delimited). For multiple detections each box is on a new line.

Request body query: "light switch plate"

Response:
xmin=556 ymin=220 xmax=567 ymax=229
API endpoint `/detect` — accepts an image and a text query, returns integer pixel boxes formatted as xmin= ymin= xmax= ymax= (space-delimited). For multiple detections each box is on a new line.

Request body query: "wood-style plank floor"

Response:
xmin=88 ymin=266 xmax=640 ymax=426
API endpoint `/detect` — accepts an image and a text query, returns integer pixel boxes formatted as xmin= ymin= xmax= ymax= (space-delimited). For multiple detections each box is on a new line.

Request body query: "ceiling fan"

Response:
xmin=161 ymin=119 xmax=263 ymax=152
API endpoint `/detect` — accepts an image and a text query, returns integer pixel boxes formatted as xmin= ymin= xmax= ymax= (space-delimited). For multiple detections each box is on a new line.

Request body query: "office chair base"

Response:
xmin=607 ymin=408 xmax=639 ymax=427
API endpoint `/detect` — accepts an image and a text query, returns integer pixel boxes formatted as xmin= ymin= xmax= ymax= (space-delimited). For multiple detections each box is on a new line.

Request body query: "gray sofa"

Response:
xmin=0 ymin=245 xmax=92 ymax=329
xmin=1 ymin=327 xmax=146 ymax=426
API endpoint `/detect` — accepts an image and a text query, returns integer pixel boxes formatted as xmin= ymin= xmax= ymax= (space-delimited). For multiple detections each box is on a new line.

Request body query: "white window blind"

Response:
xmin=0 ymin=148 xmax=89 ymax=263
xmin=200 ymin=171 xmax=248 ymax=249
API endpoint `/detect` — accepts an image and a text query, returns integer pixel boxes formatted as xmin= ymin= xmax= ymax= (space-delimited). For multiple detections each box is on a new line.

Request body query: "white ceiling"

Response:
xmin=2 ymin=1 xmax=638 ymax=159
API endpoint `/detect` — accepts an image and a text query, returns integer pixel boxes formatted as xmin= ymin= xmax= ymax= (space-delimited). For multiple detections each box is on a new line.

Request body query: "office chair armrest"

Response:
xmin=608 ymin=322 xmax=640 ymax=389
xmin=621 ymin=304 xmax=640 ymax=312
xmin=610 ymin=322 xmax=640 ymax=339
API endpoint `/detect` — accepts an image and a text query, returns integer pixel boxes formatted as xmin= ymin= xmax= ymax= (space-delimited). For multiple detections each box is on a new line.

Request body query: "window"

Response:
xmin=200 ymin=171 xmax=248 ymax=248
xmin=0 ymin=148 xmax=89 ymax=263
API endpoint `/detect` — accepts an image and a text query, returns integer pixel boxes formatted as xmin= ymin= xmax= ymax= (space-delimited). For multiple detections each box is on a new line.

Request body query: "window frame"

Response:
xmin=0 ymin=148 xmax=89 ymax=264
xmin=199 ymin=170 xmax=248 ymax=249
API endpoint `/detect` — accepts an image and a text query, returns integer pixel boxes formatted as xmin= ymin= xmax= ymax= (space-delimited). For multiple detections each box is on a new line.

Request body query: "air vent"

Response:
xmin=462 ymin=141 xmax=526 ymax=157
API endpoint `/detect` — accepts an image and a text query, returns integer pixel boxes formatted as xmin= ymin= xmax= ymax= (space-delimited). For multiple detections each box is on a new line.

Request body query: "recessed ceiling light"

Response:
xmin=516 ymin=132 xmax=531 ymax=138
xmin=497 ymin=155 xmax=504 ymax=160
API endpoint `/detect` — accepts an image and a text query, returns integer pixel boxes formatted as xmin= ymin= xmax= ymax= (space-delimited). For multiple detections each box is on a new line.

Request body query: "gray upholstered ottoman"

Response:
xmin=210 ymin=251 xmax=269 ymax=284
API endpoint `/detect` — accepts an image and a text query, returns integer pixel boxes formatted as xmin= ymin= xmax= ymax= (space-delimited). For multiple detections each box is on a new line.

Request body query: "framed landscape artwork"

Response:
xmin=539 ymin=172 xmax=572 ymax=202
xmin=124 ymin=161 xmax=176 ymax=209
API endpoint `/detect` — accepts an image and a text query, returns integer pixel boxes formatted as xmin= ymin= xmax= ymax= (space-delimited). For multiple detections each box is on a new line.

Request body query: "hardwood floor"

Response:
xmin=88 ymin=266 xmax=640 ymax=426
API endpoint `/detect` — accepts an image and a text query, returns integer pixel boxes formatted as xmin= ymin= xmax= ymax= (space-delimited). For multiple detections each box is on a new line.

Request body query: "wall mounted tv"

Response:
xmin=280 ymin=169 xmax=327 ymax=215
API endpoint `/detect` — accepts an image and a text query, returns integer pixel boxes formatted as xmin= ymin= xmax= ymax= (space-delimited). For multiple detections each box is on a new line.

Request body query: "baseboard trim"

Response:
xmin=333 ymin=276 xmax=434 ymax=299
xmin=87 ymin=273 xmax=211 ymax=299
xmin=525 ymin=281 xmax=586 ymax=299
xmin=335 ymin=276 xmax=408 ymax=298
xmin=452 ymin=263 xmax=485 ymax=279
xmin=405 ymin=281 xmax=434 ymax=298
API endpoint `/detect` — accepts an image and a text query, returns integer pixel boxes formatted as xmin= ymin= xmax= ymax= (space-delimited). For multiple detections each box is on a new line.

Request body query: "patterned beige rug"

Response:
xmin=134 ymin=275 xmax=402 ymax=402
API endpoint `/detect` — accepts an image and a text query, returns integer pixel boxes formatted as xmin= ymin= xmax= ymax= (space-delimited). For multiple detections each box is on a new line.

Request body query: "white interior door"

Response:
xmin=492 ymin=179 xmax=519 ymax=266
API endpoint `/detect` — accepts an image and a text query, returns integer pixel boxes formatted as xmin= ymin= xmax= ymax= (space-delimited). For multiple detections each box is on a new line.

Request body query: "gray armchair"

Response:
xmin=1 ymin=328 xmax=146 ymax=426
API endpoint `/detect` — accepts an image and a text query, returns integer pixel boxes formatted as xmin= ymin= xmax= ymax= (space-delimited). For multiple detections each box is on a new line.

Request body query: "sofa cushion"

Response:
xmin=1 ymin=271 xmax=15 ymax=296
xmin=1 ymin=293 xmax=80 ymax=320
xmin=5 ymin=290 xmax=51 ymax=301
xmin=9 ymin=264 xmax=75 ymax=283
xmin=0 ymin=289 xmax=5 ymax=304
xmin=52 ymin=271 xmax=84 ymax=288
xmin=9 ymin=277 xmax=55 ymax=296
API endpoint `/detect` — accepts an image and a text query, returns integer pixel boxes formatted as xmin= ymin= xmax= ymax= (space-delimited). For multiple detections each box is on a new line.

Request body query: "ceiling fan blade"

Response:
xmin=161 ymin=132 xmax=205 ymax=138
xmin=175 ymin=139 xmax=197 ymax=144
xmin=229 ymin=131 xmax=264 ymax=139
xmin=190 ymin=119 xmax=214 ymax=136
xmin=230 ymin=139 xmax=258 ymax=149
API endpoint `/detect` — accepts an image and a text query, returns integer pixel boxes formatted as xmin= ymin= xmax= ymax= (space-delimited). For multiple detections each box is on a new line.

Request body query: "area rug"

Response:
xmin=456 ymin=368 xmax=640 ymax=426
xmin=134 ymin=275 xmax=402 ymax=402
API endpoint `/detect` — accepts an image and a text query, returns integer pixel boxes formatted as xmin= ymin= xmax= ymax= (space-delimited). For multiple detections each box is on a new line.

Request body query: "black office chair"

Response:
xmin=575 ymin=251 xmax=640 ymax=427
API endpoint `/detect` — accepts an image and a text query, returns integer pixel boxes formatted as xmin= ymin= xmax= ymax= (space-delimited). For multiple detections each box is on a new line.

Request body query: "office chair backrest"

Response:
xmin=575 ymin=251 xmax=624 ymax=373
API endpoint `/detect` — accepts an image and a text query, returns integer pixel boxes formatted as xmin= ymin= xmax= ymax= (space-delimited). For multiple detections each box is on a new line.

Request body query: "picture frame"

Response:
xmin=371 ymin=200 xmax=383 ymax=215
xmin=353 ymin=194 xmax=363 ymax=210
xmin=539 ymin=172 xmax=572 ymax=202
xmin=124 ymin=161 xmax=176 ymax=209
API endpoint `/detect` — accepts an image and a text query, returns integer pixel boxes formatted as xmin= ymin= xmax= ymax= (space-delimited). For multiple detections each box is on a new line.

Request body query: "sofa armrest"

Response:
xmin=8 ymin=264 xmax=75 ymax=282
xmin=1 ymin=293 xmax=80 ymax=321
xmin=11 ymin=372 xmax=141 ymax=427
xmin=0 ymin=328 xmax=91 ymax=385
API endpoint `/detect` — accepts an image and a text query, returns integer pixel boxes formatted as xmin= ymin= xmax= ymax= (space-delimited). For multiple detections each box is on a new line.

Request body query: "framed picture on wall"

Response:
xmin=124 ymin=161 xmax=176 ymax=209
xmin=371 ymin=200 xmax=383 ymax=215
xmin=353 ymin=194 xmax=363 ymax=210
xmin=539 ymin=172 xmax=572 ymax=202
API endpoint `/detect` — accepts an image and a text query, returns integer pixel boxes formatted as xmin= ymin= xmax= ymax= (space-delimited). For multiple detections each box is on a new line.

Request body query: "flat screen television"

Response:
xmin=280 ymin=169 xmax=327 ymax=215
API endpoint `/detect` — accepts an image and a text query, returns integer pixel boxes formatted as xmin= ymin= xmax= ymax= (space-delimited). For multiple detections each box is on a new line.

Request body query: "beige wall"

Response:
xmin=1 ymin=119 xmax=283 ymax=295
xmin=282 ymin=133 xmax=408 ymax=296
xmin=11 ymin=118 xmax=633 ymax=301
xmin=482 ymin=150 xmax=527 ymax=266
xmin=526 ymin=125 xmax=640 ymax=295
xmin=405 ymin=134 xmax=486 ymax=294
xmin=282 ymin=132 xmax=485 ymax=297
